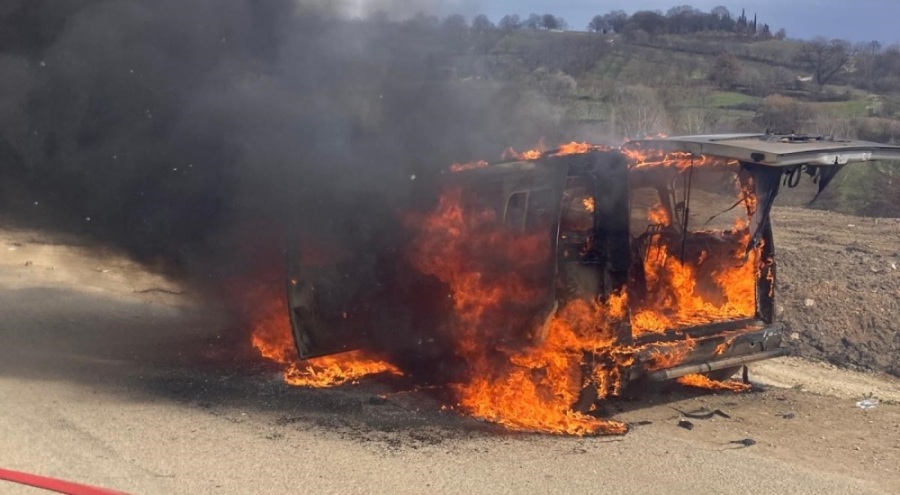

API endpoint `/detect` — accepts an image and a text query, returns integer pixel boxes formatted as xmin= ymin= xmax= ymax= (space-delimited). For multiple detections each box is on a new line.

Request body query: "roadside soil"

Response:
xmin=772 ymin=207 xmax=900 ymax=376
xmin=1 ymin=209 xmax=899 ymax=495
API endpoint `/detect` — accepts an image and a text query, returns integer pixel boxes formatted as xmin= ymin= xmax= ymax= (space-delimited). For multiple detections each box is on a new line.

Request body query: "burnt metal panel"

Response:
xmin=626 ymin=134 xmax=900 ymax=167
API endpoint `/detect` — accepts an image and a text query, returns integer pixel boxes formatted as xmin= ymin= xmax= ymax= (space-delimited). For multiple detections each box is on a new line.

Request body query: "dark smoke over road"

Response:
xmin=0 ymin=0 xmax=563 ymax=283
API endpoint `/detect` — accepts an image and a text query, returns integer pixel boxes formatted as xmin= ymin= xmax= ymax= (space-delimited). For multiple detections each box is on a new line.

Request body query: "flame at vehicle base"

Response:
xmin=677 ymin=373 xmax=751 ymax=392
xmin=247 ymin=141 xmax=764 ymax=436
xmin=250 ymin=291 xmax=401 ymax=388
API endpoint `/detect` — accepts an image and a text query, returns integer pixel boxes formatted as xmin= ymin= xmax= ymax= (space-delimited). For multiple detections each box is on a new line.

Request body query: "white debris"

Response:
xmin=856 ymin=398 xmax=879 ymax=409
xmin=803 ymin=298 xmax=816 ymax=307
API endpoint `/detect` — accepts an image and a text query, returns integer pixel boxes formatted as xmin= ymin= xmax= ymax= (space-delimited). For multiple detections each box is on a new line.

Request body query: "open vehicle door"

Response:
xmin=626 ymin=133 xmax=900 ymax=195
xmin=285 ymin=237 xmax=373 ymax=359
xmin=625 ymin=133 xmax=900 ymax=246
xmin=627 ymin=133 xmax=900 ymax=166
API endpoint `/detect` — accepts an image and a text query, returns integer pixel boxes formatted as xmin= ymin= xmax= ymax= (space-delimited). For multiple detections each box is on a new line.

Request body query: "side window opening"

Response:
xmin=504 ymin=192 xmax=528 ymax=231
xmin=557 ymin=178 xmax=600 ymax=302
xmin=504 ymin=189 xmax=554 ymax=233
xmin=559 ymin=178 xmax=595 ymax=246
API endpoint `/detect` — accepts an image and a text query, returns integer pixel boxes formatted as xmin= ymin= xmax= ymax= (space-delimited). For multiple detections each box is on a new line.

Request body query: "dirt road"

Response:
xmin=1 ymin=216 xmax=899 ymax=495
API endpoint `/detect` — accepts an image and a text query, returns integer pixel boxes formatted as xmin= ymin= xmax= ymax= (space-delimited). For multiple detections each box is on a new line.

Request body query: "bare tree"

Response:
xmin=798 ymin=37 xmax=853 ymax=86
xmin=528 ymin=67 xmax=577 ymax=104
xmin=498 ymin=14 xmax=520 ymax=30
xmin=667 ymin=5 xmax=697 ymax=17
xmin=588 ymin=15 xmax=608 ymax=33
xmin=753 ymin=94 xmax=812 ymax=132
xmin=811 ymin=108 xmax=856 ymax=139
xmin=612 ymin=85 xmax=668 ymax=138
xmin=676 ymin=107 xmax=720 ymax=134
xmin=854 ymin=40 xmax=882 ymax=89
xmin=710 ymin=6 xmax=736 ymax=31
xmin=603 ymin=10 xmax=629 ymax=33
xmin=540 ymin=13 xmax=564 ymax=30
xmin=441 ymin=14 xmax=467 ymax=32
xmin=660 ymin=87 xmax=721 ymax=135
xmin=629 ymin=10 xmax=667 ymax=36
xmin=709 ymin=53 xmax=741 ymax=89
xmin=471 ymin=14 xmax=494 ymax=32
xmin=524 ymin=13 xmax=542 ymax=30
xmin=711 ymin=6 xmax=732 ymax=20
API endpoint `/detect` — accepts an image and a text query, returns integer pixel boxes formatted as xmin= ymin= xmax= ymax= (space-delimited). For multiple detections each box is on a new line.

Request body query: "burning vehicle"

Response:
xmin=270 ymin=133 xmax=900 ymax=434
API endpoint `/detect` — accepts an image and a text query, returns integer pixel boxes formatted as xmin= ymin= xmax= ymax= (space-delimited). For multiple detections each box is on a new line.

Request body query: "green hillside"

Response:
xmin=430 ymin=19 xmax=900 ymax=217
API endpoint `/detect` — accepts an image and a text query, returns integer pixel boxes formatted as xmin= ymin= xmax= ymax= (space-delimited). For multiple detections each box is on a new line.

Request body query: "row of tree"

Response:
xmin=586 ymin=6 xmax=780 ymax=38
xmin=421 ymin=6 xmax=782 ymax=39
xmin=494 ymin=13 xmax=568 ymax=31
xmin=388 ymin=13 xmax=569 ymax=35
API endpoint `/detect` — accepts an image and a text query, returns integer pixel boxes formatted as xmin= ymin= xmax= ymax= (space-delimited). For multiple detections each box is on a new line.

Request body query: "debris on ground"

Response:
xmin=671 ymin=407 xmax=731 ymax=420
xmin=729 ymin=438 xmax=757 ymax=448
xmin=677 ymin=419 xmax=694 ymax=430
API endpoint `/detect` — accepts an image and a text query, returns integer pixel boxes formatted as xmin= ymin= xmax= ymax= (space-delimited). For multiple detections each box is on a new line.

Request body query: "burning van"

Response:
xmin=281 ymin=133 xmax=900 ymax=434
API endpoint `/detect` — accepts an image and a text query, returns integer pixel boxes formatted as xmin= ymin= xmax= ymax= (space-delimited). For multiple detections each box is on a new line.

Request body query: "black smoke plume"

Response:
xmin=0 ymin=0 xmax=565 ymax=283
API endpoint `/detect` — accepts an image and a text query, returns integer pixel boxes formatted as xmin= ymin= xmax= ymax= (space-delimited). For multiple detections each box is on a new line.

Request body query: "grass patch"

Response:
xmin=712 ymin=91 xmax=759 ymax=108
xmin=814 ymin=98 xmax=872 ymax=118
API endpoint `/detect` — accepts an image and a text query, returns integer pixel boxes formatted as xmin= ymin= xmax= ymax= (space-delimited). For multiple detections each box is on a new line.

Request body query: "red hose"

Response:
xmin=0 ymin=467 xmax=131 ymax=495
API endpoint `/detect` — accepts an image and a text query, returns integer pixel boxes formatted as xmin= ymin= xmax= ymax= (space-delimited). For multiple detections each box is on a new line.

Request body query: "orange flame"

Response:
xmin=244 ymin=141 xmax=768 ymax=436
xmin=249 ymin=283 xmax=401 ymax=388
xmin=582 ymin=197 xmax=595 ymax=213
xmin=451 ymin=297 xmax=633 ymax=435
xmin=645 ymin=337 xmax=696 ymax=370
xmin=502 ymin=140 xmax=616 ymax=161
xmin=677 ymin=373 xmax=751 ymax=392
xmin=403 ymin=148 xmax=763 ymax=433
xmin=632 ymin=185 xmax=759 ymax=337
xmin=552 ymin=141 xmax=612 ymax=156
xmin=502 ymin=138 xmax=546 ymax=161
xmin=647 ymin=203 xmax=670 ymax=226
xmin=279 ymin=352 xmax=403 ymax=388
xmin=450 ymin=160 xmax=489 ymax=173
xmin=622 ymin=148 xmax=738 ymax=171
xmin=407 ymin=188 xmax=632 ymax=435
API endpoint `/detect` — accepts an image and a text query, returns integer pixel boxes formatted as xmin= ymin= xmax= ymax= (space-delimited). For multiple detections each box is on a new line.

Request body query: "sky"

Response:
xmin=459 ymin=1 xmax=900 ymax=44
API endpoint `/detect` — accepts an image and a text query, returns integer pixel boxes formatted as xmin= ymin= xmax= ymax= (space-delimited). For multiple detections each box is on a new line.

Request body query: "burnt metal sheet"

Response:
xmin=626 ymin=134 xmax=900 ymax=167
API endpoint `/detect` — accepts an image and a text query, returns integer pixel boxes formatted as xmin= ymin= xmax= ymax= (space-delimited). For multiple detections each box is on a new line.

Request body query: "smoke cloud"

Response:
xmin=0 ymin=0 xmax=565 ymax=288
